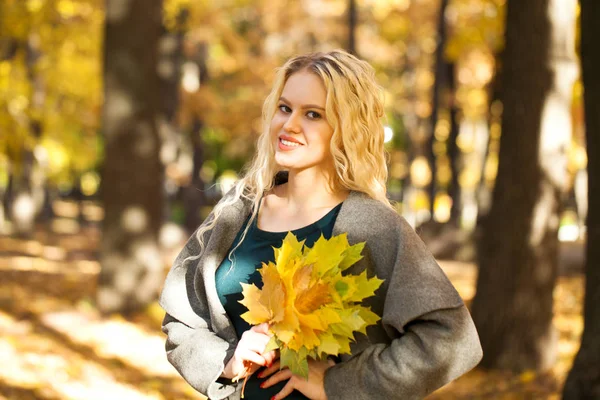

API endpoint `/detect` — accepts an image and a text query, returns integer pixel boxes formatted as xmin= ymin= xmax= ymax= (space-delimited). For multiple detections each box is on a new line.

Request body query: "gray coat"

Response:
xmin=159 ymin=188 xmax=483 ymax=400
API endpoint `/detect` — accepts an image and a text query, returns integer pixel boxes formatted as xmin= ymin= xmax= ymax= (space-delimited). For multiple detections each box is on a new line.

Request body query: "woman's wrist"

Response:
xmin=220 ymin=358 xmax=235 ymax=379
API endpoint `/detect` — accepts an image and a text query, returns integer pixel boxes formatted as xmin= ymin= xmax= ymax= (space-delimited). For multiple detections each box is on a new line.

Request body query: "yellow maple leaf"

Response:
xmin=339 ymin=240 xmax=365 ymax=271
xmin=258 ymin=262 xmax=286 ymax=323
xmin=274 ymin=232 xmax=304 ymax=272
xmin=295 ymin=282 xmax=331 ymax=314
xmin=338 ymin=270 xmax=384 ymax=303
xmin=316 ymin=331 xmax=341 ymax=357
xmin=292 ymin=264 xmax=313 ymax=291
xmin=303 ymin=234 xmax=347 ymax=277
xmin=239 ymin=283 xmax=270 ymax=325
xmin=239 ymin=232 xmax=383 ymax=378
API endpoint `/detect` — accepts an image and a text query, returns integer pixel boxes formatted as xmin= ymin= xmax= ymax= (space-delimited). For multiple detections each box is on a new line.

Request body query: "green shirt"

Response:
xmin=215 ymin=203 xmax=343 ymax=400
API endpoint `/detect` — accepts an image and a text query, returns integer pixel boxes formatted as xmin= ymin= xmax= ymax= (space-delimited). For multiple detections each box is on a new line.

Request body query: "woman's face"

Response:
xmin=270 ymin=70 xmax=335 ymax=174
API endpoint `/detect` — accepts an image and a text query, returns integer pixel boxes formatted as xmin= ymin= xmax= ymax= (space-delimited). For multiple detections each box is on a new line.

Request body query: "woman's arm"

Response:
xmin=159 ymin=187 xmax=249 ymax=399
xmin=159 ymin=226 xmax=239 ymax=399
xmin=163 ymin=304 xmax=277 ymax=398
xmin=323 ymin=204 xmax=483 ymax=399
xmin=162 ymin=313 xmax=238 ymax=399
xmin=323 ymin=305 xmax=482 ymax=400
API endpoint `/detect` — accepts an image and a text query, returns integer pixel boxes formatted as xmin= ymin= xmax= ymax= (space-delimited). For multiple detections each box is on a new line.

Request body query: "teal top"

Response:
xmin=215 ymin=202 xmax=343 ymax=400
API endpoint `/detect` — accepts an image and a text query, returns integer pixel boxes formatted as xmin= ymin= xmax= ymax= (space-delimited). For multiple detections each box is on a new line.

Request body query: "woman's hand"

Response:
xmin=221 ymin=323 xmax=277 ymax=380
xmin=258 ymin=357 xmax=336 ymax=400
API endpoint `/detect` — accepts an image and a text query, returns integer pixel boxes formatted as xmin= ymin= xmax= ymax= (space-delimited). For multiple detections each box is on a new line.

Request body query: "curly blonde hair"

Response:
xmin=190 ymin=49 xmax=391 ymax=259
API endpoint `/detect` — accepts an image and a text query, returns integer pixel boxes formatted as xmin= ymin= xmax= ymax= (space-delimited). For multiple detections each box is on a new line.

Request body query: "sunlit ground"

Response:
xmin=0 ymin=200 xmax=585 ymax=399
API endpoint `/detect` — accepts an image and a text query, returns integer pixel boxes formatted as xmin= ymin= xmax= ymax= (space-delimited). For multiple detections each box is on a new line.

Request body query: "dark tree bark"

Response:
xmin=5 ymin=38 xmax=44 ymax=236
xmin=476 ymin=54 xmax=504 ymax=222
xmin=426 ymin=0 xmax=449 ymax=217
xmin=182 ymin=118 xmax=206 ymax=233
xmin=157 ymin=9 xmax=185 ymax=223
xmin=563 ymin=1 xmax=600 ymax=397
xmin=182 ymin=42 xmax=209 ymax=233
xmin=347 ymin=0 xmax=357 ymax=55
xmin=471 ymin=0 xmax=575 ymax=371
xmin=6 ymin=146 xmax=35 ymax=236
xmin=447 ymin=63 xmax=461 ymax=222
xmin=26 ymin=36 xmax=53 ymax=225
xmin=98 ymin=0 xmax=164 ymax=314
xmin=158 ymin=15 xmax=185 ymax=127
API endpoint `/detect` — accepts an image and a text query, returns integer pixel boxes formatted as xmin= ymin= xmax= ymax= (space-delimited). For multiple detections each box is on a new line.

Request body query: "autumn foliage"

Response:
xmin=238 ymin=232 xmax=383 ymax=378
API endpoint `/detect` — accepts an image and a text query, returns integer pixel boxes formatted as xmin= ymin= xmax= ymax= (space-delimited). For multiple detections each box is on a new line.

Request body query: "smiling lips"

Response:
xmin=278 ymin=135 xmax=303 ymax=150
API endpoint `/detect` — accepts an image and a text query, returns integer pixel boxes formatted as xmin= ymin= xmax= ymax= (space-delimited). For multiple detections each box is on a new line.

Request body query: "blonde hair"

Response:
xmin=189 ymin=49 xmax=392 ymax=261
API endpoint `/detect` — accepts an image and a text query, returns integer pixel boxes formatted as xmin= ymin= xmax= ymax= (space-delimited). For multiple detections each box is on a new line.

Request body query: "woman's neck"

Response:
xmin=277 ymin=168 xmax=349 ymax=213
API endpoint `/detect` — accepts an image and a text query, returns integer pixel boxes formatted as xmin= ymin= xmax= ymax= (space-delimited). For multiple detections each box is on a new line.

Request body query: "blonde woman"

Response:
xmin=159 ymin=50 xmax=482 ymax=400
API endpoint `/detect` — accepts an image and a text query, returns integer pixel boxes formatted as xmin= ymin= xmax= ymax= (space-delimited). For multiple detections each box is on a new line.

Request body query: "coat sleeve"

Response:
xmin=158 ymin=190 xmax=246 ymax=400
xmin=323 ymin=306 xmax=481 ymax=400
xmin=162 ymin=313 xmax=237 ymax=399
xmin=324 ymin=211 xmax=482 ymax=399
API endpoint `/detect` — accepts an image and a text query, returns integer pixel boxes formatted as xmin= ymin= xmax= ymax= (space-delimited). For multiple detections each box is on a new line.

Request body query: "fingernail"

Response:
xmin=259 ymin=382 xmax=265 ymax=388
xmin=271 ymin=397 xmax=277 ymax=400
xmin=257 ymin=371 xmax=264 ymax=378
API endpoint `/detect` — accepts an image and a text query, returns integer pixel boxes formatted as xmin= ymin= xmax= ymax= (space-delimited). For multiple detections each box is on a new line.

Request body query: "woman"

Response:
xmin=160 ymin=50 xmax=482 ymax=400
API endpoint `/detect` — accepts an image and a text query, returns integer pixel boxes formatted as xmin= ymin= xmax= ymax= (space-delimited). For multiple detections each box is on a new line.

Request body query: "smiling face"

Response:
xmin=270 ymin=70 xmax=335 ymax=174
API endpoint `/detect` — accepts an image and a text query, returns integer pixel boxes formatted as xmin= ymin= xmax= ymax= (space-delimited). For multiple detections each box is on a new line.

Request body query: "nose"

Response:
xmin=283 ymin=111 xmax=301 ymax=134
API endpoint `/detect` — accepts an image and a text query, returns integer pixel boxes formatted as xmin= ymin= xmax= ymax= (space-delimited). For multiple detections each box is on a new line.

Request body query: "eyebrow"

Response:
xmin=279 ymin=97 xmax=325 ymax=111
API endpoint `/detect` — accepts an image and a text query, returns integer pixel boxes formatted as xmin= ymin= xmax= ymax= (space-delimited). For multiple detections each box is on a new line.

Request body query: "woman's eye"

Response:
xmin=279 ymin=104 xmax=291 ymax=113
xmin=307 ymin=111 xmax=321 ymax=119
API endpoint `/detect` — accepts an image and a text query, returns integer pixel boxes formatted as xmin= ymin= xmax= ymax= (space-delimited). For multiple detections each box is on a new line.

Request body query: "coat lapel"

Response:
xmin=200 ymin=195 xmax=251 ymax=337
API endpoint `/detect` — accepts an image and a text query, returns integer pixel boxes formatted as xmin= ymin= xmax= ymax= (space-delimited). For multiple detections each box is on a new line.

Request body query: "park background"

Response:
xmin=1 ymin=0 xmax=598 ymax=399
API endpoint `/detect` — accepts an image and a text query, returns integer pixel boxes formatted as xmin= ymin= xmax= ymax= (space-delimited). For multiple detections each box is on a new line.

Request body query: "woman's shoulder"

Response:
xmin=214 ymin=183 xmax=252 ymax=212
xmin=337 ymin=191 xmax=410 ymax=241
xmin=343 ymin=191 xmax=402 ymax=223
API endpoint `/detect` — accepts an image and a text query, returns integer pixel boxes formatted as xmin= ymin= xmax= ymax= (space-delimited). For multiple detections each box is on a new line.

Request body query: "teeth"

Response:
xmin=281 ymin=138 xmax=301 ymax=147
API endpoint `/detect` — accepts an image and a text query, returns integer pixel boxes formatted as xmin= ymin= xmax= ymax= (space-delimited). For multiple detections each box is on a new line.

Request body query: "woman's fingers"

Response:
xmin=231 ymin=327 xmax=278 ymax=378
xmin=271 ymin=378 xmax=297 ymax=400
xmin=236 ymin=348 xmax=268 ymax=367
xmin=252 ymin=322 xmax=271 ymax=335
xmin=238 ymin=327 xmax=277 ymax=363
xmin=260 ymin=365 xmax=292 ymax=388
xmin=258 ymin=358 xmax=281 ymax=379
xmin=239 ymin=330 xmax=271 ymax=354
xmin=262 ymin=349 xmax=278 ymax=367
xmin=264 ymin=358 xmax=333 ymax=399
xmin=223 ymin=326 xmax=276 ymax=380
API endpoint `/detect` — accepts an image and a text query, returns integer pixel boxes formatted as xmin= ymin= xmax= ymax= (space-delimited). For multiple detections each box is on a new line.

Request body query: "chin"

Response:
xmin=274 ymin=153 xmax=295 ymax=169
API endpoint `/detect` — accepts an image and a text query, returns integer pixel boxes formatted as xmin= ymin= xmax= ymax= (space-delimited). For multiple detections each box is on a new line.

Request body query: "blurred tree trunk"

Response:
xmin=158 ymin=10 xmax=185 ymax=223
xmin=26 ymin=37 xmax=53 ymax=225
xmin=6 ymin=151 xmax=35 ymax=236
xmin=182 ymin=119 xmax=206 ymax=232
xmin=563 ymin=0 xmax=600 ymax=397
xmin=447 ymin=62 xmax=461 ymax=223
xmin=98 ymin=0 xmax=164 ymax=314
xmin=426 ymin=0 xmax=449 ymax=218
xmin=182 ymin=42 xmax=209 ymax=233
xmin=471 ymin=0 xmax=577 ymax=371
xmin=5 ymin=37 xmax=44 ymax=236
xmin=475 ymin=54 xmax=503 ymax=222
xmin=347 ymin=0 xmax=356 ymax=55
xmin=5 ymin=153 xmax=35 ymax=236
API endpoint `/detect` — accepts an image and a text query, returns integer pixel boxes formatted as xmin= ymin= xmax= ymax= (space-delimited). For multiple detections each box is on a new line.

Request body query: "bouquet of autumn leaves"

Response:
xmin=236 ymin=232 xmax=383 ymax=382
